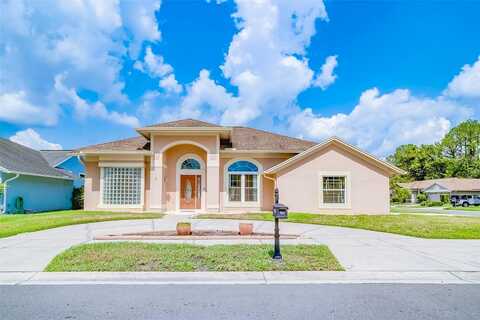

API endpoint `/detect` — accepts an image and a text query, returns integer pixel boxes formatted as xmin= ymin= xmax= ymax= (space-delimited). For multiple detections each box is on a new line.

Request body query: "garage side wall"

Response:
xmin=276 ymin=146 xmax=390 ymax=214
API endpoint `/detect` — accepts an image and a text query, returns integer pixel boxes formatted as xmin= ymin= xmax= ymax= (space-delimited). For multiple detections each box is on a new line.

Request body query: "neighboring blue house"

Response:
xmin=0 ymin=139 xmax=74 ymax=214
xmin=40 ymin=150 xmax=85 ymax=188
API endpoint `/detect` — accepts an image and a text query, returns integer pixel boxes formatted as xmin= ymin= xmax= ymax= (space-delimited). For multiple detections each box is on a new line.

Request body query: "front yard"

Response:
xmin=0 ymin=210 xmax=164 ymax=238
xmin=197 ymin=212 xmax=480 ymax=239
xmin=45 ymin=243 xmax=343 ymax=272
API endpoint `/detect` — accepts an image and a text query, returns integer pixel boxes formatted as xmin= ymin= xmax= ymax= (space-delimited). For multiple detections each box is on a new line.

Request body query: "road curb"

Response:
xmin=1 ymin=271 xmax=479 ymax=285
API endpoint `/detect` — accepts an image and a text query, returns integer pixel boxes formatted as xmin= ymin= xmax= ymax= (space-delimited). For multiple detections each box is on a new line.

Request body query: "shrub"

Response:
xmin=72 ymin=186 xmax=84 ymax=210
xmin=421 ymin=200 xmax=444 ymax=207
xmin=416 ymin=193 xmax=428 ymax=203
xmin=391 ymin=187 xmax=411 ymax=203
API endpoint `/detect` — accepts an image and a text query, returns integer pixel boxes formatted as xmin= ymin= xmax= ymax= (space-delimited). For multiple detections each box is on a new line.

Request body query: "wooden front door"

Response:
xmin=180 ymin=175 xmax=201 ymax=210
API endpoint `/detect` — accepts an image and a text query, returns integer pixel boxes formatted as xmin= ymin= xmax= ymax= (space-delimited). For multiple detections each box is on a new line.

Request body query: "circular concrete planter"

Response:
xmin=239 ymin=223 xmax=253 ymax=236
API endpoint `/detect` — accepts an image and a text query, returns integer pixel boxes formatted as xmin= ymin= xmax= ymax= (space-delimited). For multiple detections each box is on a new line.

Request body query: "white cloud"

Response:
xmin=444 ymin=56 xmax=480 ymax=99
xmin=0 ymin=91 xmax=58 ymax=126
xmin=120 ymin=0 xmax=162 ymax=59
xmin=216 ymin=0 xmax=329 ymax=125
xmin=0 ymin=0 xmax=162 ymax=127
xmin=289 ymin=87 xmax=473 ymax=157
xmin=135 ymin=46 xmax=173 ymax=78
xmin=159 ymin=74 xmax=183 ymax=93
xmin=54 ymin=74 xmax=140 ymax=127
xmin=313 ymin=55 xmax=338 ymax=90
xmin=179 ymin=69 xmax=239 ymax=120
xmin=10 ymin=129 xmax=62 ymax=150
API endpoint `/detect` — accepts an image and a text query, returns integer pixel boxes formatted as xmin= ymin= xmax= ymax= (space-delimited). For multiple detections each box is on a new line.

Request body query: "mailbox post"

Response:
xmin=272 ymin=188 xmax=288 ymax=260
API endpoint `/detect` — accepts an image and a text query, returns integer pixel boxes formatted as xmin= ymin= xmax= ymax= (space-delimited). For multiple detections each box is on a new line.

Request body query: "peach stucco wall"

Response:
xmin=276 ymin=145 xmax=390 ymax=214
xmin=152 ymin=135 xmax=217 ymax=154
xmin=84 ymin=161 xmax=100 ymax=211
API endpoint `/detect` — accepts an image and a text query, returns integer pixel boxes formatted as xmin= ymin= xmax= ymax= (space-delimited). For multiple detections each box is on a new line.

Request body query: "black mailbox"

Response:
xmin=273 ymin=203 xmax=288 ymax=219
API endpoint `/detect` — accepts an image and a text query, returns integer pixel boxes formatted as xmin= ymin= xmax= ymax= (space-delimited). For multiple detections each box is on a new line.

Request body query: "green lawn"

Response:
xmin=446 ymin=206 xmax=480 ymax=211
xmin=197 ymin=212 xmax=480 ymax=239
xmin=0 ymin=210 xmax=164 ymax=238
xmin=45 ymin=243 xmax=343 ymax=272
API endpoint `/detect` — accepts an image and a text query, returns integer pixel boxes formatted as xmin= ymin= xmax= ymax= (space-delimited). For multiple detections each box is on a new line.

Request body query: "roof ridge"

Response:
xmin=234 ymin=126 xmax=316 ymax=144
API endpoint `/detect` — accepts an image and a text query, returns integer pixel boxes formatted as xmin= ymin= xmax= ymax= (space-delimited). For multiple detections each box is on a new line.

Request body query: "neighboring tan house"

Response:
xmin=0 ymin=139 xmax=74 ymax=214
xmin=399 ymin=178 xmax=480 ymax=203
xmin=41 ymin=150 xmax=85 ymax=188
xmin=76 ymin=119 xmax=404 ymax=214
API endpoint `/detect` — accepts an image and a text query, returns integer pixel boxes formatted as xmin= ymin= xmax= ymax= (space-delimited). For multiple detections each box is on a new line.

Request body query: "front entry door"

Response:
xmin=180 ymin=175 xmax=201 ymax=210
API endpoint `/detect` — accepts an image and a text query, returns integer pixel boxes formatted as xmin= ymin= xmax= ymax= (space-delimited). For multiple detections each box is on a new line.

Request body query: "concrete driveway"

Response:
xmin=1 ymin=215 xmax=479 ymax=273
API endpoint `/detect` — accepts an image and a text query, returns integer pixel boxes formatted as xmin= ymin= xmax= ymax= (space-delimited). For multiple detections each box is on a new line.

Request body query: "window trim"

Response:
xmin=99 ymin=163 xmax=145 ymax=209
xmin=224 ymin=158 xmax=262 ymax=208
xmin=318 ymin=171 xmax=351 ymax=209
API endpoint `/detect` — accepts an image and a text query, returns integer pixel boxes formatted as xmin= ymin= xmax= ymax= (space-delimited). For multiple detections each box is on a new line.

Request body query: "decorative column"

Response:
xmin=206 ymin=152 xmax=220 ymax=212
xmin=149 ymin=152 xmax=164 ymax=211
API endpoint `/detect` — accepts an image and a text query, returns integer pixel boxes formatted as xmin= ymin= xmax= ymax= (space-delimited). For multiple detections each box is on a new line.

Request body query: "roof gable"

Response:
xmin=40 ymin=150 xmax=72 ymax=167
xmin=0 ymin=139 xmax=72 ymax=179
xmin=264 ymin=137 xmax=405 ymax=176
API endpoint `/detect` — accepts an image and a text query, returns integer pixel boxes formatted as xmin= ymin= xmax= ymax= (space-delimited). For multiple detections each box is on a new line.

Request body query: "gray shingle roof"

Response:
xmin=77 ymin=119 xmax=315 ymax=153
xmin=399 ymin=178 xmax=480 ymax=192
xmin=77 ymin=136 xmax=150 ymax=152
xmin=40 ymin=150 xmax=72 ymax=167
xmin=0 ymin=138 xmax=72 ymax=179
xmin=229 ymin=127 xmax=315 ymax=151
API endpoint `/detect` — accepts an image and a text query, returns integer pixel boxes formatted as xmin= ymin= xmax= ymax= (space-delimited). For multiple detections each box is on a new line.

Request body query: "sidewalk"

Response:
xmin=1 ymin=271 xmax=479 ymax=285
xmin=1 ymin=216 xmax=479 ymax=274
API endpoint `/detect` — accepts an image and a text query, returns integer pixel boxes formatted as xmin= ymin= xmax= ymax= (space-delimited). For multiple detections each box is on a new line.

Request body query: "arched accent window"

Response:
xmin=181 ymin=158 xmax=201 ymax=170
xmin=227 ymin=160 xmax=259 ymax=203
xmin=228 ymin=160 xmax=258 ymax=172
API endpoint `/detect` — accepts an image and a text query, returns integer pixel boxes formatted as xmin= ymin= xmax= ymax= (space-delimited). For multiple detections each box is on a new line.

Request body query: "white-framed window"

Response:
xmin=226 ymin=160 xmax=260 ymax=204
xmin=322 ymin=176 xmax=345 ymax=204
xmin=318 ymin=171 xmax=351 ymax=208
xmin=102 ymin=167 xmax=142 ymax=206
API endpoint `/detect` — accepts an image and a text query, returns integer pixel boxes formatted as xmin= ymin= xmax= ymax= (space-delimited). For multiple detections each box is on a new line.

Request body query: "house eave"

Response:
xmin=136 ymin=127 xmax=232 ymax=139
xmin=264 ymin=137 xmax=406 ymax=176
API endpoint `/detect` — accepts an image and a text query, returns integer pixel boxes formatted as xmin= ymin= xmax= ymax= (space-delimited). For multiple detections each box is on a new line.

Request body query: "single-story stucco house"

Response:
xmin=40 ymin=150 xmax=85 ymax=188
xmin=0 ymin=138 xmax=74 ymax=214
xmin=399 ymin=178 xmax=480 ymax=203
xmin=76 ymin=119 xmax=403 ymax=214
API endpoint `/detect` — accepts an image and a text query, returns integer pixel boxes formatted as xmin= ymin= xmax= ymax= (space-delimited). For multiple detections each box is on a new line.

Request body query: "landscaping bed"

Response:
xmin=196 ymin=212 xmax=480 ymax=239
xmin=95 ymin=230 xmax=297 ymax=240
xmin=45 ymin=243 xmax=343 ymax=272
xmin=0 ymin=210 xmax=164 ymax=238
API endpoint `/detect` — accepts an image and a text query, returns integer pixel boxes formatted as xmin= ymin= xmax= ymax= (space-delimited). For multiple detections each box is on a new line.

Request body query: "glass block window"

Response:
xmin=103 ymin=167 xmax=142 ymax=205
xmin=181 ymin=158 xmax=201 ymax=170
xmin=227 ymin=160 xmax=259 ymax=203
xmin=228 ymin=160 xmax=258 ymax=172
xmin=322 ymin=176 xmax=346 ymax=204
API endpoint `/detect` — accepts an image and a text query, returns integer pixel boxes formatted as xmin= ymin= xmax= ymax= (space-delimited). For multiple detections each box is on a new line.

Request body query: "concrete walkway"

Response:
xmin=1 ymin=215 xmax=479 ymax=276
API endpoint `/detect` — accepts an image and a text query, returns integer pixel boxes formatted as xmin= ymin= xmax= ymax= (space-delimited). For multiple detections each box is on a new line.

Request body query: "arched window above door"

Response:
xmin=181 ymin=158 xmax=201 ymax=170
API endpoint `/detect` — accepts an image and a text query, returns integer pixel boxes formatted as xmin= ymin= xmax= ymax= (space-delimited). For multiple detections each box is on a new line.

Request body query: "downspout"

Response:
xmin=2 ymin=173 xmax=20 ymax=214
xmin=263 ymin=173 xmax=277 ymax=206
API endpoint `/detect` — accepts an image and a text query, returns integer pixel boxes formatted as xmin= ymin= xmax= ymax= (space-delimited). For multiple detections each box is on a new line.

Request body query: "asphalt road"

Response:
xmin=1 ymin=284 xmax=479 ymax=320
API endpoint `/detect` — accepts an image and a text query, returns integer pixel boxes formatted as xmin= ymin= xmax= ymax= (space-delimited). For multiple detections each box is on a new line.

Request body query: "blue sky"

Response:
xmin=1 ymin=0 xmax=479 ymax=157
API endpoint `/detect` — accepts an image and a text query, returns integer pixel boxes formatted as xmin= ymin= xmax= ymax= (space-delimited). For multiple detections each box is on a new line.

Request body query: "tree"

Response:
xmin=388 ymin=120 xmax=480 ymax=180
xmin=442 ymin=120 xmax=480 ymax=160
